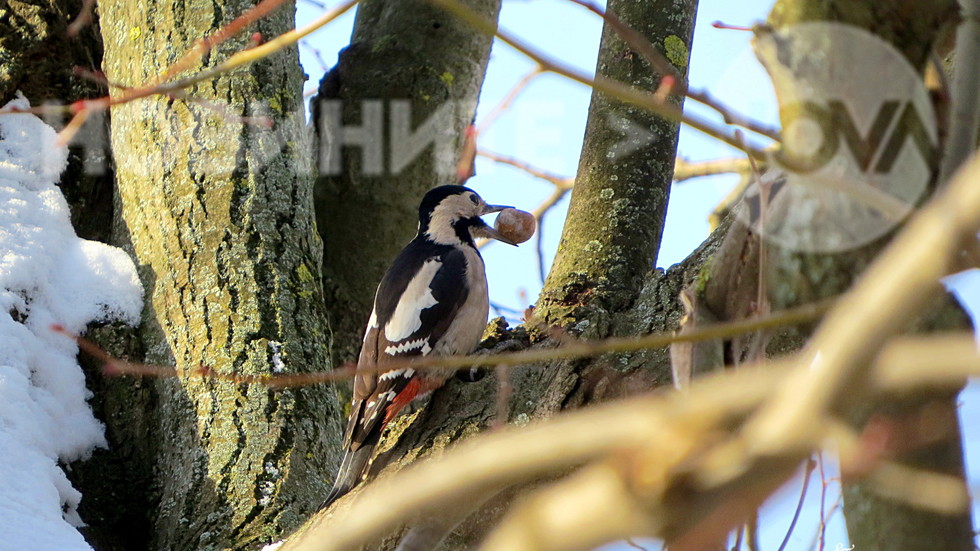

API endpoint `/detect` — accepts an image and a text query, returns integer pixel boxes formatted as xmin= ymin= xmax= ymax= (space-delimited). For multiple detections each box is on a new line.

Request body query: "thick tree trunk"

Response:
xmin=94 ymin=1 xmax=343 ymax=549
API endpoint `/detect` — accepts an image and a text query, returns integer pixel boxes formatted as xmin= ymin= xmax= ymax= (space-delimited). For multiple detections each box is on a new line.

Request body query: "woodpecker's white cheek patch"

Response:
xmin=384 ymin=259 xmax=441 ymax=341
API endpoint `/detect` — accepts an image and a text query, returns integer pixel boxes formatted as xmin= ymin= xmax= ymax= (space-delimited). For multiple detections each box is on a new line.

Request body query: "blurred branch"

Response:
xmin=292 ymin=332 xmax=979 ymax=551
xmin=743 ymin=152 xmax=980 ymax=457
xmin=673 ymin=156 xmax=752 ymax=182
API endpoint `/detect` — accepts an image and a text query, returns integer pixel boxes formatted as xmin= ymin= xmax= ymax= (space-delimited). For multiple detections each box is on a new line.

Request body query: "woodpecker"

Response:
xmin=320 ymin=185 xmax=515 ymax=509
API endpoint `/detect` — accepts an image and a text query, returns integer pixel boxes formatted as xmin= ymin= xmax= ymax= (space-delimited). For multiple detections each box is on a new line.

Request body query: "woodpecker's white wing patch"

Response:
xmin=384 ymin=259 xmax=442 ymax=342
xmin=379 ymin=368 xmax=415 ymax=381
xmin=384 ymin=339 xmax=430 ymax=356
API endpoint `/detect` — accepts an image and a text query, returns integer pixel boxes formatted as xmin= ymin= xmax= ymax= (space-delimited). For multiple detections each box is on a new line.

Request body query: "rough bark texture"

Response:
xmin=95 ymin=1 xmax=344 ymax=549
xmin=537 ymin=0 xmax=699 ymax=331
xmin=313 ymin=0 xmax=501 ymax=367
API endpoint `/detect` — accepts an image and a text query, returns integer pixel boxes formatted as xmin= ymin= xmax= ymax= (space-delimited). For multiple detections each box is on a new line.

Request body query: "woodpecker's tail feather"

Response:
xmin=318 ymin=445 xmax=375 ymax=510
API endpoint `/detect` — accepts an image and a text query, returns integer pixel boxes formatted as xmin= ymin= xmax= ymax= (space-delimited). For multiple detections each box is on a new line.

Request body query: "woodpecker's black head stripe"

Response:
xmin=417 ymin=184 xmax=474 ymax=235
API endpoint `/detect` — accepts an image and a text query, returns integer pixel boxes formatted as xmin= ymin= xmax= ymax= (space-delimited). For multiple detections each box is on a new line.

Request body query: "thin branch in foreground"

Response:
xmin=53 ymin=297 xmax=837 ymax=390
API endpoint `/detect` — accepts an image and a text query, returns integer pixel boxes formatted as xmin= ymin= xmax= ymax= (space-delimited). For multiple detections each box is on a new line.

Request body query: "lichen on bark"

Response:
xmin=97 ymin=1 xmax=343 ymax=548
xmin=537 ymin=0 xmax=700 ymax=330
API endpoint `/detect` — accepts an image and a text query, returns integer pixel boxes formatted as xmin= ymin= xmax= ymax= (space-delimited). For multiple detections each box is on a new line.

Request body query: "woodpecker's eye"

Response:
xmin=469 ymin=194 xmax=479 ymax=205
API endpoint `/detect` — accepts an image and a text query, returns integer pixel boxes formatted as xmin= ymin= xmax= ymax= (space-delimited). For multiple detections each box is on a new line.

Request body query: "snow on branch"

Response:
xmin=0 ymin=95 xmax=142 ymax=551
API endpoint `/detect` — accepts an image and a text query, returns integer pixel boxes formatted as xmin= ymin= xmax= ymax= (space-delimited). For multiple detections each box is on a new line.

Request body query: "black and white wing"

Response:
xmin=345 ymin=241 xmax=469 ymax=450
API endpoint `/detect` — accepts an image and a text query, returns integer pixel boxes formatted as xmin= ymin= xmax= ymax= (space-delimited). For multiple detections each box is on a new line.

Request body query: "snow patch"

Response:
xmin=0 ymin=93 xmax=143 ymax=551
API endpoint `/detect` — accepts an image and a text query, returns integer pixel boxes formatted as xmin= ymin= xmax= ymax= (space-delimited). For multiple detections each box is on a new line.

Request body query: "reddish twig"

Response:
xmin=67 ymin=0 xmax=97 ymax=37
xmin=476 ymin=66 xmax=543 ymax=133
xmin=158 ymin=0 xmax=290 ymax=82
xmin=456 ymin=125 xmax=478 ymax=184
xmin=565 ymin=0 xmax=780 ymax=142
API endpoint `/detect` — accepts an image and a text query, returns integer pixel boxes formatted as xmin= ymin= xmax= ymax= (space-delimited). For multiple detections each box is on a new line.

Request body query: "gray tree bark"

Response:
xmin=91 ymin=1 xmax=344 ymax=549
xmin=538 ymin=0 xmax=697 ymax=330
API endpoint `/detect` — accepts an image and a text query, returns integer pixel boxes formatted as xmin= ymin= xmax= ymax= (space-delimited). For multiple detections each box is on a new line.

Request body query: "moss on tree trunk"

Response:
xmin=537 ymin=0 xmax=699 ymax=332
xmin=97 ymin=1 xmax=343 ymax=549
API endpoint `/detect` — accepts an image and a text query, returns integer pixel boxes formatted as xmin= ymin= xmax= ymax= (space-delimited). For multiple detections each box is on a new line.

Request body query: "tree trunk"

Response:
xmin=694 ymin=2 xmax=976 ymax=550
xmin=538 ymin=0 xmax=697 ymax=330
xmin=94 ymin=1 xmax=343 ymax=549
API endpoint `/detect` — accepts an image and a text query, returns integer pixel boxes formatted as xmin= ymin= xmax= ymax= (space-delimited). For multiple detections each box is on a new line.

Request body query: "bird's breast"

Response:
xmin=428 ymin=248 xmax=488 ymax=376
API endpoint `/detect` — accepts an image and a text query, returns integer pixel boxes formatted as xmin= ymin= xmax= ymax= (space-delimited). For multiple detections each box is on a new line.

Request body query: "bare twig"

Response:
xmin=777 ymin=457 xmax=816 ymax=551
xmin=300 ymin=40 xmax=332 ymax=72
xmin=477 ymin=66 xmax=544 ymax=132
xmin=817 ymin=453 xmax=829 ymax=551
xmin=426 ymin=0 xmax=769 ymax=161
xmin=478 ymin=149 xmax=573 ymax=188
xmin=673 ymin=157 xmax=753 ymax=182
xmin=565 ymin=0 xmax=781 ymax=142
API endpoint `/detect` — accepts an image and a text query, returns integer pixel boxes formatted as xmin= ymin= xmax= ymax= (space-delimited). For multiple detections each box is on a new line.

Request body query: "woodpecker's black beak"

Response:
xmin=474 ymin=217 xmax=518 ymax=246
xmin=481 ymin=203 xmax=512 ymax=215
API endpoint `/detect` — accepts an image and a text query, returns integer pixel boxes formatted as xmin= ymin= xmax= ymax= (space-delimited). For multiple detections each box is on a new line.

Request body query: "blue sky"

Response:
xmin=296 ymin=1 xmax=978 ymax=549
